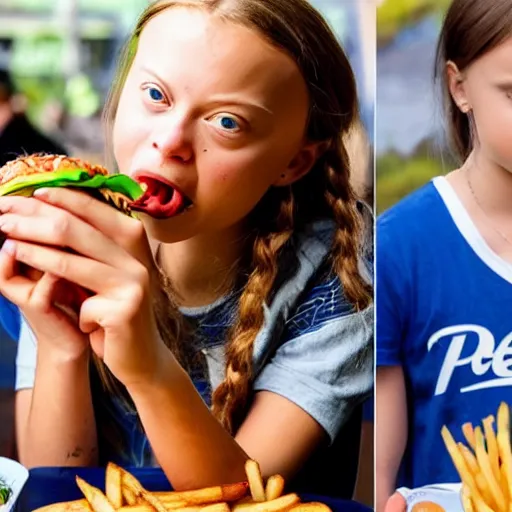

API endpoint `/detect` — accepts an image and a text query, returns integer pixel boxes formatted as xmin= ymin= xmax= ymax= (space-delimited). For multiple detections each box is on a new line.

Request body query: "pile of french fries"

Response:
xmin=33 ymin=460 xmax=332 ymax=512
xmin=442 ymin=402 xmax=512 ymax=512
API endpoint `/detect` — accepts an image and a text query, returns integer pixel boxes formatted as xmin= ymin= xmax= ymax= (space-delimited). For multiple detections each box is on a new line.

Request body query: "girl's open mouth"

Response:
xmin=130 ymin=174 xmax=193 ymax=219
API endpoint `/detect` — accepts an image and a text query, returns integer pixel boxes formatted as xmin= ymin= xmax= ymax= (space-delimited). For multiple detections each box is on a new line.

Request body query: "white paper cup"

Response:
xmin=397 ymin=483 xmax=463 ymax=511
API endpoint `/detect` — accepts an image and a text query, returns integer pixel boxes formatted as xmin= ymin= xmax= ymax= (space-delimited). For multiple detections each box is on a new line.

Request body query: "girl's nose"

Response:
xmin=151 ymin=117 xmax=194 ymax=163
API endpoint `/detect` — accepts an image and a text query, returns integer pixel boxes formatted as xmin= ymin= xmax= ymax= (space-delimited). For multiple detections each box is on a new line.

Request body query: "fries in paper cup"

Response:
xmin=442 ymin=402 xmax=512 ymax=512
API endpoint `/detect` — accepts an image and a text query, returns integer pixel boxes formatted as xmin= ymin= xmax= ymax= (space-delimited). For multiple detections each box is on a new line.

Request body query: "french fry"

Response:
xmin=265 ymin=475 xmax=285 ymax=501
xmin=462 ymin=485 xmax=475 ymax=512
xmin=105 ymin=463 xmax=123 ymax=508
xmin=75 ymin=477 xmax=116 ymax=512
xmin=157 ymin=501 xmax=189 ymax=509
xmin=232 ymin=493 xmax=300 ymax=512
xmin=199 ymin=504 xmax=230 ymax=512
xmin=245 ymin=460 xmax=266 ymax=502
xmin=112 ymin=464 xmax=167 ymax=512
xmin=459 ymin=443 xmax=480 ymax=476
xmin=463 ymin=423 xmax=477 ymax=452
xmin=475 ymin=472 xmax=495 ymax=509
xmin=502 ymin=463 xmax=510 ymax=504
xmin=483 ymin=416 xmax=500 ymax=483
xmin=441 ymin=426 xmax=484 ymax=505
xmin=122 ymin=486 xmax=138 ymax=506
xmin=32 ymin=500 xmax=92 ymax=512
xmin=497 ymin=403 xmax=512 ymax=501
xmin=156 ymin=483 xmax=248 ymax=505
xmin=289 ymin=504 xmax=332 ymax=511
xmin=472 ymin=494 xmax=494 ymax=512
xmin=118 ymin=506 xmax=154 ymax=512
xmin=474 ymin=426 xmax=506 ymax=512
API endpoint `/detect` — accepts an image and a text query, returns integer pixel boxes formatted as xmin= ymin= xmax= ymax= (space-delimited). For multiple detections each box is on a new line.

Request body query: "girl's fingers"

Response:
xmin=28 ymin=272 xmax=60 ymax=313
xmin=0 ymin=243 xmax=17 ymax=281
xmin=0 ymin=192 xmax=151 ymax=265
xmin=0 ymin=246 xmax=34 ymax=304
xmin=34 ymin=188 xmax=151 ymax=262
xmin=7 ymin=239 xmax=148 ymax=295
xmin=0 ymin=246 xmax=59 ymax=311
xmin=0 ymin=211 xmax=133 ymax=270
xmin=384 ymin=493 xmax=407 ymax=512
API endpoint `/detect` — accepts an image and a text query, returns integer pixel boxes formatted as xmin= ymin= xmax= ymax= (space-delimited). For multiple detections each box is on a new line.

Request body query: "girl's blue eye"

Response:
xmin=147 ymin=87 xmax=164 ymax=102
xmin=214 ymin=115 xmax=240 ymax=131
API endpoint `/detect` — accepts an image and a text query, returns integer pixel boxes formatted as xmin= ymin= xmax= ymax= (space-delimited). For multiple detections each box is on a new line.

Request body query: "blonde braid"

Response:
xmin=323 ymin=141 xmax=372 ymax=310
xmin=211 ymin=188 xmax=295 ymax=434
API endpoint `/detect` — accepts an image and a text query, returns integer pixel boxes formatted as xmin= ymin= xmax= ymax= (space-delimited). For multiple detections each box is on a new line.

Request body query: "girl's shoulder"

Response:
xmin=272 ymin=218 xmax=372 ymax=343
xmin=282 ymin=262 xmax=358 ymax=342
xmin=378 ymin=177 xmax=446 ymax=232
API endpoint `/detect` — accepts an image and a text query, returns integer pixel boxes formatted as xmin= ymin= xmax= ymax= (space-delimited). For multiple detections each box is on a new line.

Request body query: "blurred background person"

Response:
xmin=0 ymin=68 xmax=67 ymax=166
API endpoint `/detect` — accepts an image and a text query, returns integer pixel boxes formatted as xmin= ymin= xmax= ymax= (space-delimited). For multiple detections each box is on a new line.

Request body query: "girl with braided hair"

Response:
xmin=0 ymin=0 xmax=373 ymax=495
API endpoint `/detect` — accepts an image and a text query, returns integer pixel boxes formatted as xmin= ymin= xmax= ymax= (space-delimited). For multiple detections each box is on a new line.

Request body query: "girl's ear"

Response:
xmin=274 ymin=140 xmax=331 ymax=187
xmin=446 ymin=60 xmax=471 ymax=113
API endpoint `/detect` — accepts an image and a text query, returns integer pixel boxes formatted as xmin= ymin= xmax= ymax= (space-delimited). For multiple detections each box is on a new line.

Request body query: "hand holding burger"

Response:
xmin=0 ymin=154 xmax=169 ymax=383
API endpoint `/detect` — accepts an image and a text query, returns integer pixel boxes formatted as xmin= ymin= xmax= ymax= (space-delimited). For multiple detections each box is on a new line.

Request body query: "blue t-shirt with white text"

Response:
xmin=377 ymin=176 xmax=512 ymax=489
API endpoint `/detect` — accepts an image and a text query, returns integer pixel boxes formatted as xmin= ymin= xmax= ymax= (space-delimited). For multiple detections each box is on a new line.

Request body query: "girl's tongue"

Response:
xmin=130 ymin=176 xmax=186 ymax=219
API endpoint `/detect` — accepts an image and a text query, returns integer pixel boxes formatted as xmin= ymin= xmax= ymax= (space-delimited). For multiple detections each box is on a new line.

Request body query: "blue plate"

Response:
xmin=15 ymin=467 xmax=372 ymax=512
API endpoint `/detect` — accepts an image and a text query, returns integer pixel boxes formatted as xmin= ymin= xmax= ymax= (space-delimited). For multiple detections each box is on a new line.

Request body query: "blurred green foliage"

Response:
xmin=376 ymin=150 xmax=454 ymax=213
xmin=377 ymin=0 xmax=451 ymax=43
xmin=15 ymin=76 xmax=65 ymax=123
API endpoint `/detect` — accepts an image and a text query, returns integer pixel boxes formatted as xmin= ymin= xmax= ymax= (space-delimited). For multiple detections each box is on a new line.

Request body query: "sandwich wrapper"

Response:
xmin=0 ymin=458 xmax=29 ymax=512
xmin=0 ymin=168 xmax=143 ymax=201
xmin=397 ymin=483 xmax=463 ymax=511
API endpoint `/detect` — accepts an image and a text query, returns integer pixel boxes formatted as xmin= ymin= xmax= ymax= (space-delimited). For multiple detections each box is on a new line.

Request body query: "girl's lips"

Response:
xmin=130 ymin=171 xmax=193 ymax=219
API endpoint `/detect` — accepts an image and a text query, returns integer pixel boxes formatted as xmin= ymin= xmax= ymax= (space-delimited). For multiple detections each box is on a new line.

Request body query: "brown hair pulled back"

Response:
xmin=435 ymin=0 xmax=512 ymax=161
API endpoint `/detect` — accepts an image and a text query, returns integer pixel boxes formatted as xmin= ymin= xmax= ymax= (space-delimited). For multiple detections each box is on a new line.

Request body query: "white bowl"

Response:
xmin=0 ymin=458 xmax=29 ymax=512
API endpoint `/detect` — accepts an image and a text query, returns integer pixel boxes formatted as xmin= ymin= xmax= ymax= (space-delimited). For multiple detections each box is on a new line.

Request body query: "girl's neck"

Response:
xmin=456 ymin=151 xmax=512 ymax=215
xmin=157 ymin=223 xmax=250 ymax=308
xmin=447 ymin=150 xmax=512 ymax=263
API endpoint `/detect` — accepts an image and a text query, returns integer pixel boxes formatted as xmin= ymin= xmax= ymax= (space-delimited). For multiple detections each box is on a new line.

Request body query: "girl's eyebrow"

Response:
xmin=138 ymin=65 xmax=169 ymax=88
xmin=494 ymin=80 xmax=512 ymax=90
xmin=206 ymin=97 xmax=274 ymax=116
xmin=138 ymin=65 xmax=274 ymax=116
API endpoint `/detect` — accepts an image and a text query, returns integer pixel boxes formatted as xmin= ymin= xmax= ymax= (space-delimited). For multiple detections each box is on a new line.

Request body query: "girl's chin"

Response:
xmin=140 ymin=214 xmax=199 ymax=244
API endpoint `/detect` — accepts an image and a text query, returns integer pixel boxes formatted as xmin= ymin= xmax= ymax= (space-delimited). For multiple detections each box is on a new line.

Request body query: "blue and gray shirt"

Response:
xmin=11 ymin=218 xmax=373 ymax=492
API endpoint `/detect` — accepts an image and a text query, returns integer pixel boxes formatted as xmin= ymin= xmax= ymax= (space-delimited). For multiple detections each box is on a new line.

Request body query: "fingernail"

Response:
xmin=0 ymin=222 xmax=12 ymax=233
xmin=1 ymin=239 xmax=15 ymax=255
xmin=33 ymin=188 xmax=49 ymax=198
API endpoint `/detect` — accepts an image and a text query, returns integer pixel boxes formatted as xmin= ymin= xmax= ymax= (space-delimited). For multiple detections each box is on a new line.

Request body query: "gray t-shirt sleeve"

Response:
xmin=15 ymin=316 xmax=37 ymax=391
xmin=253 ymin=305 xmax=374 ymax=443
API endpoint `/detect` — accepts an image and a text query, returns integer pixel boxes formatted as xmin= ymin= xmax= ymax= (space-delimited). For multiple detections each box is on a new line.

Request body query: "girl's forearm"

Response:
xmin=20 ymin=348 xmax=98 ymax=468
xmin=127 ymin=352 xmax=249 ymax=490
xmin=375 ymin=366 xmax=408 ymax=512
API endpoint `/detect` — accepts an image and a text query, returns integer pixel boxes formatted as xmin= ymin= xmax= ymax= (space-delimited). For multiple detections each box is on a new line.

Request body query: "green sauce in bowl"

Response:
xmin=0 ymin=477 xmax=12 ymax=505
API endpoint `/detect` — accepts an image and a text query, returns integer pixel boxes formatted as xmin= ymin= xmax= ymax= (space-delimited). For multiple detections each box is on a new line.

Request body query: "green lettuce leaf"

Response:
xmin=0 ymin=168 xmax=143 ymax=200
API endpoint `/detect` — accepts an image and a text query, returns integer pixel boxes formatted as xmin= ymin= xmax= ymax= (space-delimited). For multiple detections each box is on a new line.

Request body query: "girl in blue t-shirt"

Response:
xmin=376 ymin=0 xmax=512 ymax=510
xmin=0 ymin=0 xmax=373 ymax=496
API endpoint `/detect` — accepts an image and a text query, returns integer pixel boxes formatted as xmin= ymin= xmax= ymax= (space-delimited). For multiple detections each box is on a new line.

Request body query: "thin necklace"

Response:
xmin=465 ymin=168 xmax=512 ymax=247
